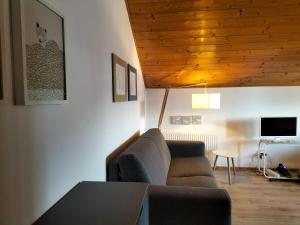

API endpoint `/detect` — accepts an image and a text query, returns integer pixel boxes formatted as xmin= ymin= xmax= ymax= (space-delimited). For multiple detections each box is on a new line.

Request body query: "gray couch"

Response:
xmin=108 ymin=128 xmax=231 ymax=225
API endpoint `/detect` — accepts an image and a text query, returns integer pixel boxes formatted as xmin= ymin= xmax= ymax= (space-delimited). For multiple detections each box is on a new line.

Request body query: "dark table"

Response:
xmin=33 ymin=182 xmax=149 ymax=225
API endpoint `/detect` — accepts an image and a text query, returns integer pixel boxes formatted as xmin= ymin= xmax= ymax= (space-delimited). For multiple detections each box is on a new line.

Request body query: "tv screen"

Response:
xmin=261 ymin=117 xmax=297 ymax=137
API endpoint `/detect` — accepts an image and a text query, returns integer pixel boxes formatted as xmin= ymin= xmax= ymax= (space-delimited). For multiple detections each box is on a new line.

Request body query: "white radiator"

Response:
xmin=162 ymin=131 xmax=217 ymax=164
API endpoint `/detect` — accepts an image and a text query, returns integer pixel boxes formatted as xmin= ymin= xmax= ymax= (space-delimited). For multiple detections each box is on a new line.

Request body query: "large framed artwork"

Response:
xmin=11 ymin=0 xmax=67 ymax=105
xmin=128 ymin=64 xmax=137 ymax=101
xmin=112 ymin=53 xmax=128 ymax=102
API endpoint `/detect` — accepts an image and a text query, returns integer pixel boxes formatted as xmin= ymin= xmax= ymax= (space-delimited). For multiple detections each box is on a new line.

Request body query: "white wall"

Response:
xmin=0 ymin=0 xmax=145 ymax=225
xmin=146 ymin=87 xmax=300 ymax=168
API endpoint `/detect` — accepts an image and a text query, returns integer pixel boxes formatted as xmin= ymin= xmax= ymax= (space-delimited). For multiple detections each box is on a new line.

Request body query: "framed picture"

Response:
xmin=192 ymin=115 xmax=202 ymax=125
xmin=11 ymin=0 xmax=67 ymax=105
xmin=112 ymin=53 xmax=128 ymax=102
xmin=128 ymin=64 xmax=137 ymax=101
xmin=182 ymin=116 xmax=192 ymax=125
xmin=170 ymin=116 xmax=182 ymax=125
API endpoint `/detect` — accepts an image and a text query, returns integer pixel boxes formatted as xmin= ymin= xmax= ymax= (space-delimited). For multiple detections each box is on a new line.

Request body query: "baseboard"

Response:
xmin=215 ymin=167 xmax=299 ymax=174
xmin=214 ymin=166 xmax=256 ymax=172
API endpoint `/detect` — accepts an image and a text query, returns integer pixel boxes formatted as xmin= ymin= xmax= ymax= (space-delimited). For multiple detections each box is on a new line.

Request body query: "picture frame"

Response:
xmin=128 ymin=64 xmax=137 ymax=101
xmin=11 ymin=0 xmax=67 ymax=105
xmin=112 ymin=53 xmax=128 ymax=102
xmin=182 ymin=116 xmax=192 ymax=125
xmin=170 ymin=116 xmax=182 ymax=125
xmin=192 ymin=115 xmax=202 ymax=125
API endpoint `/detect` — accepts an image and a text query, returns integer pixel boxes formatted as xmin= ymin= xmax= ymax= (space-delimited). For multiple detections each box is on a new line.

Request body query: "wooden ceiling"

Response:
xmin=125 ymin=0 xmax=300 ymax=88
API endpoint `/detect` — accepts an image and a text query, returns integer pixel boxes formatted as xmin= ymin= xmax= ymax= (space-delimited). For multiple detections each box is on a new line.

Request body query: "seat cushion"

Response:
xmin=167 ymin=176 xmax=218 ymax=188
xmin=168 ymin=157 xmax=213 ymax=177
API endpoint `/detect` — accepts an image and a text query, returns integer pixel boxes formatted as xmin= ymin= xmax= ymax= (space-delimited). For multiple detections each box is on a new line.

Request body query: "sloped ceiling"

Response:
xmin=125 ymin=0 xmax=300 ymax=88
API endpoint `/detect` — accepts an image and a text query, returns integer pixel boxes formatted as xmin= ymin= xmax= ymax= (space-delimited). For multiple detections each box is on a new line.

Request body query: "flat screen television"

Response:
xmin=260 ymin=117 xmax=297 ymax=137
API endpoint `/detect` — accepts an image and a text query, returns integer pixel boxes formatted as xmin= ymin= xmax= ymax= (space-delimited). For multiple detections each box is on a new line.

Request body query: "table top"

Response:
xmin=33 ymin=181 xmax=149 ymax=225
xmin=213 ymin=149 xmax=239 ymax=158
xmin=260 ymin=139 xmax=299 ymax=145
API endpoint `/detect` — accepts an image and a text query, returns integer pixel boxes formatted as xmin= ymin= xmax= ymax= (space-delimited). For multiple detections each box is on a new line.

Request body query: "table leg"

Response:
xmin=213 ymin=155 xmax=219 ymax=170
xmin=231 ymin=158 xmax=236 ymax=175
xmin=227 ymin=157 xmax=231 ymax=185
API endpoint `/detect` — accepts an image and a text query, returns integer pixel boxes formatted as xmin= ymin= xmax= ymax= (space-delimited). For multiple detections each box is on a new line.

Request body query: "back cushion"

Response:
xmin=142 ymin=129 xmax=171 ymax=173
xmin=108 ymin=159 xmax=121 ymax=181
xmin=119 ymin=135 xmax=169 ymax=185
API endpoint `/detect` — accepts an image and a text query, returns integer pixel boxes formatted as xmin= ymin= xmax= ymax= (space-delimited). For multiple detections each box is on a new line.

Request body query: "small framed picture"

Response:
xmin=192 ymin=115 xmax=202 ymax=125
xmin=11 ymin=0 xmax=67 ymax=105
xmin=112 ymin=53 xmax=128 ymax=102
xmin=170 ymin=116 xmax=182 ymax=125
xmin=182 ymin=116 xmax=192 ymax=125
xmin=128 ymin=64 xmax=137 ymax=101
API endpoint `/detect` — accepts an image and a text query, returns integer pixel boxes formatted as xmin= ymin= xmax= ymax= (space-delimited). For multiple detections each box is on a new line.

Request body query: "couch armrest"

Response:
xmin=166 ymin=140 xmax=205 ymax=157
xmin=149 ymin=185 xmax=231 ymax=225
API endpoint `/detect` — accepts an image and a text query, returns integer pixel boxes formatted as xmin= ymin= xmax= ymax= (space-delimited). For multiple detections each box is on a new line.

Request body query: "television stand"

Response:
xmin=257 ymin=139 xmax=300 ymax=181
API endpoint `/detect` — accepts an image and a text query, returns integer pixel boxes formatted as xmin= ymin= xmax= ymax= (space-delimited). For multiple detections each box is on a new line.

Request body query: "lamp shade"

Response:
xmin=192 ymin=93 xmax=220 ymax=109
xmin=209 ymin=93 xmax=220 ymax=109
xmin=192 ymin=93 xmax=209 ymax=109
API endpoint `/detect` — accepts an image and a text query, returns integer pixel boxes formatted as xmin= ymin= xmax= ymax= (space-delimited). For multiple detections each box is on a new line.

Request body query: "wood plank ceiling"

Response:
xmin=125 ymin=0 xmax=300 ymax=88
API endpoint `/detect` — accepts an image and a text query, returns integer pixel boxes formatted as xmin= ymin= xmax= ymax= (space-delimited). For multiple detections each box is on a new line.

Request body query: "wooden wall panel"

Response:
xmin=126 ymin=0 xmax=300 ymax=88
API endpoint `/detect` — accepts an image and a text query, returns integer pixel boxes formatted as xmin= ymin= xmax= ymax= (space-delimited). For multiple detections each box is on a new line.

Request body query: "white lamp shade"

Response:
xmin=209 ymin=93 xmax=220 ymax=109
xmin=192 ymin=94 xmax=209 ymax=109
xmin=192 ymin=93 xmax=220 ymax=109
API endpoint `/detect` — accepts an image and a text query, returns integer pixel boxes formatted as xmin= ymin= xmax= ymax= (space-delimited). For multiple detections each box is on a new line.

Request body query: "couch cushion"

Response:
xmin=141 ymin=128 xmax=171 ymax=174
xmin=108 ymin=158 xmax=121 ymax=181
xmin=167 ymin=176 xmax=218 ymax=188
xmin=119 ymin=138 xmax=168 ymax=185
xmin=168 ymin=157 xmax=213 ymax=177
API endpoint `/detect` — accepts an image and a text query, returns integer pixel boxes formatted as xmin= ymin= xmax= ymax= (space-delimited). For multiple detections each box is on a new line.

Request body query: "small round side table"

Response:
xmin=213 ymin=149 xmax=239 ymax=185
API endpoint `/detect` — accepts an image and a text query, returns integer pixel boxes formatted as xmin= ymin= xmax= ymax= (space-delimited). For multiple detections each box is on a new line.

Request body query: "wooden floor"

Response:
xmin=214 ymin=169 xmax=300 ymax=225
